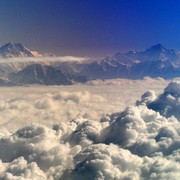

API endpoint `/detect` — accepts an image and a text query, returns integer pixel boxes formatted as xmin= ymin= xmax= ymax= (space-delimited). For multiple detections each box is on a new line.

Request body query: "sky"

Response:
xmin=0 ymin=0 xmax=180 ymax=58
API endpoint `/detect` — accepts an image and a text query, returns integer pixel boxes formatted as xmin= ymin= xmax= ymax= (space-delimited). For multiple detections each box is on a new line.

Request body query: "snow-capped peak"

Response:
xmin=0 ymin=42 xmax=43 ymax=58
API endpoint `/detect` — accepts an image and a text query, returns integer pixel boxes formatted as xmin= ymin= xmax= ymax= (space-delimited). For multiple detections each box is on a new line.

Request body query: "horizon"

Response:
xmin=1 ymin=0 xmax=180 ymax=58
xmin=0 ymin=1 xmax=180 ymax=178
xmin=0 ymin=41 xmax=179 ymax=59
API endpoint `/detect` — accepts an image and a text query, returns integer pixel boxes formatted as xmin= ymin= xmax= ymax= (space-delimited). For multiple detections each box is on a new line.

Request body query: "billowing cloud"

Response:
xmin=62 ymin=144 xmax=143 ymax=180
xmin=1 ymin=78 xmax=180 ymax=179
xmin=147 ymin=81 xmax=180 ymax=119
xmin=0 ymin=157 xmax=46 ymax=180
xmin=0 ymin=78 xmax=167 ymax=131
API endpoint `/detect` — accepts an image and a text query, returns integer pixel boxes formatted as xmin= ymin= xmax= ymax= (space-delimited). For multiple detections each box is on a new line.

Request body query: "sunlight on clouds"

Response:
xmin=0 ymin=78 xmax=168 ymax=131
xmin=0 ymin=56 xmax=91 ymax=64
xmin=1 ymin=78 xmax=180 ymax=179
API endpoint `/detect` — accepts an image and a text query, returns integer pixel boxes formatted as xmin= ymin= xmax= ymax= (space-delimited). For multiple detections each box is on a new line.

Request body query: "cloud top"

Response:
xmin=1 ymin=79 xmax=180 ymax=179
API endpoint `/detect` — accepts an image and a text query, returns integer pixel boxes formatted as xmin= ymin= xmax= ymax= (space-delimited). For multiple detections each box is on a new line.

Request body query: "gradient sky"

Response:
xmin=0 ymin=0 xmax=180 ymax=58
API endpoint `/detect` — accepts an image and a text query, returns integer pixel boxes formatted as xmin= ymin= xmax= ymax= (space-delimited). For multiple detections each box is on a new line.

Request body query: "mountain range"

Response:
xmin=57 ymin=43 xmax=180 ymax=80
xmin=0 ymin=42 xmax=179 ymax=85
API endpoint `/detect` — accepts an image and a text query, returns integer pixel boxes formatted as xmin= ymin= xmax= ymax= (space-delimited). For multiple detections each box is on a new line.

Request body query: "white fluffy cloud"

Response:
xmin=0 ymin=123 xmax=81 ymax=179
xmin=1 ymin=78 xmax=180 ymax=179
xmin=62 ymin=144 xmax=143 ymax=180
xmin=0 ymin=157 xmax=46 ymax=180
xmin=147 ymin=81 xmax=180 ymax=119
xmin=0 ymin=78 xmax=167 ymax=132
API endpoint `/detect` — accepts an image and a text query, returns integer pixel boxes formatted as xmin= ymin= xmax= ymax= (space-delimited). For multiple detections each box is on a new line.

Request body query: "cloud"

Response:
xmin=62 ymin=144 xmax=143 ymax=180
xmin=146 ymin=81 xmax=180 ymax=119
xmin=0 ymin=56 xmax=91 ymax=64
xmin=0 ymin=157 xmax=46 ymax=180
xmin=0 ymin=123 xmax=82 ymax=179
xmin=1 ymin=78 xmax=180 ymax=179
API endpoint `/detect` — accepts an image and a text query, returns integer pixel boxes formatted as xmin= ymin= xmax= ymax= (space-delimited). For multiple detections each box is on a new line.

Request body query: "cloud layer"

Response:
xmin=1 ymin=78 xmax=180 ymax=179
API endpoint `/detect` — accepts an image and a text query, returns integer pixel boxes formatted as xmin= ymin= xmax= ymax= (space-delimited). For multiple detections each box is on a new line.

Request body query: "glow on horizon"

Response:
xmin=0 ymin=0 xmax=180 ymax=57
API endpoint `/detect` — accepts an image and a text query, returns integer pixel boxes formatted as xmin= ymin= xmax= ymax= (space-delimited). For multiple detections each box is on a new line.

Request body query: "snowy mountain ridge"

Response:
xmin=0 ymin=43 xmax=179 ymax=85
xmin=0 ymin=42 xmax=42 ymax=58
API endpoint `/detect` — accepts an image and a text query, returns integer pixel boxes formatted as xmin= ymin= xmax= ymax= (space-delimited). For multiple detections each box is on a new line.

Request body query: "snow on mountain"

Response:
xmin=9 ymin=63 xmax=87 ymax=85
xmin=110 ymin=43 xmax=179 ymax=64
xmin=0 ymin=42 xmax=43 ymax=58
xmin=83 ymin=43 xmax=180 ymax=79
xmin=139 ymin=43 xmax=179 ymax=63
xmin=0 ymin=43 xmax=179 ymax=85
xmin=30 ymin=51 xmax=43 ymax=57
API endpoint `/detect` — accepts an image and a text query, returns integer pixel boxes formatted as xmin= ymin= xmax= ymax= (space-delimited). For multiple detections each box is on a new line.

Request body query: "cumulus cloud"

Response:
xmin=0 ymin=123 xmax=82 ymax=179
xmin=62 ymin=144 xmax=143 ymax=180
xmin=0 ymin=157 xmax=46 ymax=180
xmin=144 ymin=81 xmax=180 ymax=119
xmin=1 ymin=78 xmax=180 ymax=179
xmin=0 ymin=78 xmax=167 ymax=131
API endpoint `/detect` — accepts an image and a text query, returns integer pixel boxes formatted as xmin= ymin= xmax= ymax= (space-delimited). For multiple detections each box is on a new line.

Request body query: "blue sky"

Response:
xmin=0 ymin=0 xmax=180 ymax=57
